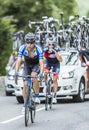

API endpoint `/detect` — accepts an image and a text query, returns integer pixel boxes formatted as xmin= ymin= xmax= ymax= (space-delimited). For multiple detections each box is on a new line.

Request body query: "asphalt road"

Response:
xmin=0 ymin=94 xmax=89 ymax=130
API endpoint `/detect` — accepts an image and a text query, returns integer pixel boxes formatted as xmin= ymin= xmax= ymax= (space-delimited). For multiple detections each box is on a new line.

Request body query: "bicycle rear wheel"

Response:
xmin=45 ymin=82 xmax=50 ymax=111
xmin=45 ymin=93 xmax=49 ymax=111
xmin=49 ymin=96 xmax=52 ymax=109
xmin=48 ymin=80 xmax=52 ymax=109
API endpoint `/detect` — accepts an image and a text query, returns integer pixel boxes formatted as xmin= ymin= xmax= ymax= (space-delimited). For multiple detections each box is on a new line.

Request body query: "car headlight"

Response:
xmin=7 ymin=75 xmax=14 ymax=80
xmin=61 ymin=71 xmax=74 ymax=79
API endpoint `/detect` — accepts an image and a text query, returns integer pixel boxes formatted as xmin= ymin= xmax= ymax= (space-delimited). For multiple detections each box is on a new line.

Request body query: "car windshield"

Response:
xmin=66 ymin=53 xmax=78 ymax=65
xmin=11 ymin=60 xmax=24 ymax=71
xmin=60 ymin=52 xmax=70 ymax=66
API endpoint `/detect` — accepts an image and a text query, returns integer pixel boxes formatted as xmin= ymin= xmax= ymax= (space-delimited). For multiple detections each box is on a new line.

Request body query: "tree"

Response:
xmin=0 ymin=16 xmax=16 ymax=75
xmin=0 ymin=0 xmax=77 ymax=75
xmin=53 ymin=0 xmax=78 ymax=22
xmin=86 ymin=10 xmax=89 ymax=17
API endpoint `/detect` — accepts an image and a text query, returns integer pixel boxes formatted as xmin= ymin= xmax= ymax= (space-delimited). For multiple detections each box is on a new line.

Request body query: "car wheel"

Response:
xmin=16 ymin=96 xmax=24 ymax=103
xmin=73 ymin=79 xmax=85 ymax=102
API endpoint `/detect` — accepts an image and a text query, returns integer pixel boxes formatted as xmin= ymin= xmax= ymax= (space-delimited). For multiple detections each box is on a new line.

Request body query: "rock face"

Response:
xmin=0 ymin=76 xmax=5 ymax=95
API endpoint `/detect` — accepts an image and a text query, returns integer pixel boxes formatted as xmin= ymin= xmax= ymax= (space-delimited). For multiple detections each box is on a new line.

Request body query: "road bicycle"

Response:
xmin=18 ymin=75 xmax=41 ymax=127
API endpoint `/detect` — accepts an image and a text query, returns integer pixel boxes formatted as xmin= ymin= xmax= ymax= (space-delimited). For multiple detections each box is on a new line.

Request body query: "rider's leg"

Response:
xmin=22 ymin=81 xmax=27 ymax=106
xmin=31 ymin=71 xmax=39 ymax=94
xmin=52 ymin=63 xmax=59 ymax=95
xmin=21 ymin=81 xmax=27 ymax=114
xmin=52 ymin=74 xmax=58 ymax=104
xmin=53 ymin=74 xmax=58 ymax=97
xmin=22 ymin=81 xmax=27 ymax=98
xmin=44 ymin=68 xmax=49 ymax=84
xmin=31 ymin=71 xmax=40 ymax=103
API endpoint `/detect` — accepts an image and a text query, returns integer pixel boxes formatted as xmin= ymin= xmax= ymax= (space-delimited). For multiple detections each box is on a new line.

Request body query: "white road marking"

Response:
xmin=0 ymin=115 xmax=24 ymax=124
xmin=0 ymin=106 xmax=45 ymax=124
xmin=36 ymin=106 xmax=45 ymax=112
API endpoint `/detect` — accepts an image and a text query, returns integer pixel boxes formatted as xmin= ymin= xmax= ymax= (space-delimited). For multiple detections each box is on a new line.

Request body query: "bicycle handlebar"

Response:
xmin=29 ymin=21 xmax=43 ymax=25
xmin=17 ymin=75 xmax=40 ymax=79
xmin=9 ymin=74 xmax=42 ymax=79
xmin=44 ymin=70 xmax=57 ymax=74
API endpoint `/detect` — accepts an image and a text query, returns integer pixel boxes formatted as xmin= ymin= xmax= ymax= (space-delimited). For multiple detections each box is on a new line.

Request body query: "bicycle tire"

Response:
xmin=45 ymin=84 xmax=49 ymax=111
xmin=48 ymin=80 xmax=53 ymax=109
xmin=45 ymin=93 xmax=49 ymax=111
xmin=45 ymin=79 xmax=52 ymax=110
xmin=30 ymin=97 xmax=36 ymax=123
xmin=49 ymin=96 xmax=52 ymax=109
xmin=25 ymin=92 xmax=30 ymax=127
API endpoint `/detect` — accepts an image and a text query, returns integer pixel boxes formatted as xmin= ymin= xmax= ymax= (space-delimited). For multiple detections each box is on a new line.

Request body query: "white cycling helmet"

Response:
xmin=46 ymin=37 xmax=57 ymax=46
xmin=25 ymin=32 xmax=35 ymax=43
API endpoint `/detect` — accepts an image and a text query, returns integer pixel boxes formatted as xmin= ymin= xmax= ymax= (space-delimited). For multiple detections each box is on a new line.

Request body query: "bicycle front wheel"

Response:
xmin=30 ymin=98 xmax=36 ymax=123
xmin=25 ymin=87 xmax=30 ymax=127
xmin=25 ymin=99 xmax=30 ymax=126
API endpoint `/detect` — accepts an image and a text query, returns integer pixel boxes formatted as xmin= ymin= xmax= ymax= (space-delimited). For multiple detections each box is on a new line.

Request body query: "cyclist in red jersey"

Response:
xmin=43 ymin=37 xmax=62 ymax=103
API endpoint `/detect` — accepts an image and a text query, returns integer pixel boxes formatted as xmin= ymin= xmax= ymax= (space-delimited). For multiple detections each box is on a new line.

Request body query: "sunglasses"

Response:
xmin=26 ymin=42 xmax=34 ymax=44
xmin=49 ymin=43 xmax=55 ymax=46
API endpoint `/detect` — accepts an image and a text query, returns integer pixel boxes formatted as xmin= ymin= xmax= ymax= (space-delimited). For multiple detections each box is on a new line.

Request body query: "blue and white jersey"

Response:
xmin=18 ymin=44 xmax=43 ymax=65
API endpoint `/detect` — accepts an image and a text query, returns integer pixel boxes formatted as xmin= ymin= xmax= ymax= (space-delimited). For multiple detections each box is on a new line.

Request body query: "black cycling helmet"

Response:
xmin=25 ymin=32 xmax=35 ymax=43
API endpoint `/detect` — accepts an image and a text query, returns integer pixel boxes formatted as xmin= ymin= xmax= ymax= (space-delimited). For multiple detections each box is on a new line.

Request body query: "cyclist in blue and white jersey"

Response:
xmin=15 ymin=32 xmax=44 ymax=111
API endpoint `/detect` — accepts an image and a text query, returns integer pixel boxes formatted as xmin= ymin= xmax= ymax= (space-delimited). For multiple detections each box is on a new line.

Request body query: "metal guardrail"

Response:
xmin=0 ymin=76 xmax=5 ymax=94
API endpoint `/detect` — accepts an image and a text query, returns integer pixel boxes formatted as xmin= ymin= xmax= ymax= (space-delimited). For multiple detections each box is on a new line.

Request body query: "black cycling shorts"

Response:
xmin=23 ymin=63 xmax=39 ymax=81
xmin=44 ymin=62 xmax=60 ymax=74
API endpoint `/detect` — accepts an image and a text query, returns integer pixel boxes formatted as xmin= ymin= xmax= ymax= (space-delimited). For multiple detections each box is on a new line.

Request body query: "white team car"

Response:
xmin=5 ymin=74 xmax=15 ymax=96
xmin=5 ymin=63 xmax=16 ymax=96
xmin=39 ymin=50 xmax=88 ymax=102
xmin=57 ymin=52 xmax=87 ymax=102
xmin=13 ymin=62 xmax=24 ymax=103
xmin=4 ymin=61 xmax=24 ymax=101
